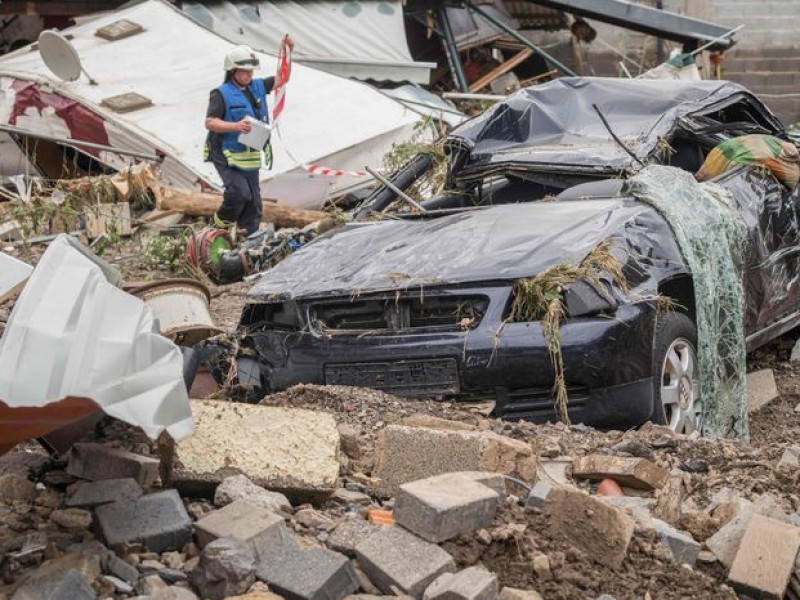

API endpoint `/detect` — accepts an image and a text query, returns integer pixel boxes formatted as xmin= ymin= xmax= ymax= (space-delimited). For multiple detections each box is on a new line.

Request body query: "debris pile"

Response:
xmin=2 ymin=366 xmax=800 ymax=599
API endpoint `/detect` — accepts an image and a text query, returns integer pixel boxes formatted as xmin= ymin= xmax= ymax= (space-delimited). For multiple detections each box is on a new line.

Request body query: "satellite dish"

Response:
xmin=38 ymin=30 xmax=97 ymax=85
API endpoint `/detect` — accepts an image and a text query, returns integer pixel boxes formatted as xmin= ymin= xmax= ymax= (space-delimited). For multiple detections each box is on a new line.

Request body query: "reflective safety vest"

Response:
xmin=214 ymin=79 xmax=269 ymax=171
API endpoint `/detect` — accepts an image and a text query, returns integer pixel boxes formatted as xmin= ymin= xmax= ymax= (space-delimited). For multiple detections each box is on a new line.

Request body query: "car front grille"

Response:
xmin=309 ymin=294 xmax=488 ymax=333
xmin=497 ymin=386 xmax=589 ymax=422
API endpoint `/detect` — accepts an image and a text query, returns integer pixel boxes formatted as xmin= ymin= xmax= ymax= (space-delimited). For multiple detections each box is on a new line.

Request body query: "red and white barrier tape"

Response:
xmin=271 ymin=35 xmax=369 ymax=178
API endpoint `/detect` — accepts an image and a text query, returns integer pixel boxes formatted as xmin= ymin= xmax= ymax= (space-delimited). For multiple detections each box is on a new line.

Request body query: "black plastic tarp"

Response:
xmin=446 ymin=77 xmax=750 ymax=180
xmin=248 ymin=199 xmax=650 ymax=301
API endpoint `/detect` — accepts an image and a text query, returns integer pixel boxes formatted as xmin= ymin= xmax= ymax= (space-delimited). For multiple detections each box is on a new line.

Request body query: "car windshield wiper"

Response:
xmin=592 ymin=104 xmax=646 ymax=168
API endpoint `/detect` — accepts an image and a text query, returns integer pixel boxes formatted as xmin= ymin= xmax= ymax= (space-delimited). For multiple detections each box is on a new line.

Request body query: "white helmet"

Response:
xmin=224 ymin=45 xmax=260 ymax=71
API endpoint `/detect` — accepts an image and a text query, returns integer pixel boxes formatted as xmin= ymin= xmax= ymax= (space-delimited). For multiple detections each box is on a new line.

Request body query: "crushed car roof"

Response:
xmin=445 ymin=77 xmax=778 ymax=180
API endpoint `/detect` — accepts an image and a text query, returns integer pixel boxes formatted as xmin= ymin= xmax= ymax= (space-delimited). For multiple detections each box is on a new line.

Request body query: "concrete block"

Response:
xmin=103 ymin=552 xmax=139 ymax=585
xmin=214 ymin=474 xmax=291 ymax=513
xmin=355 ymin=526 xmax=456 ymax=598
xmin=545 ymin=486 xmax=634 ymax=570
xmin=746 ymin=369 xmax=779 ymax=413
xmin=253 ymin=525 xmax=359 ymax=600
xmin=191 ymin=536 xmax=256 ymax=600
xmin=706 ymin=494 xmax=787 ymax=568
xmin=373 ymin=425 xmax=535 ymax=497
xmin=600 ymin=496 xmax=653 ymax=529
xmin=572 ymin=455 xmax=667 ymax=490
xmin=459 ymin=471 xmax=506 ymax=496
xmin=394 ymin=472 xmax=499 ymax=543
xmin=423 ymin=567 xmax=498 ymax=600
xmin=66 ymin=443 xmax=159 ymax=488
xmin=651 ymin=519 xmax=700 ymax=566
xmin=94 ymin=489 xmax=191 ymax=552
xmin=173 ymin=401 xmax=340 ymax=500
xmin=194 ymin=499 xmax=285 ymax=548
xmin=524 ymin=481 xmax=553 ymax=511
xmin=66 ymin=478 xmax=143 ymax=509
xmin=728 ymin=514 xmax=800 ymax=599
xmin=327 ymin=518 xmax=380 ymax=557
xmin=11 ymin=568 xmax=97 ymax=600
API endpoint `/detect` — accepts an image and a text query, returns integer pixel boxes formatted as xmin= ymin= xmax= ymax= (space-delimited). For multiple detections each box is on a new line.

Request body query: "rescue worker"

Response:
xmin=204 ymin=43 xmax=292 ymax=235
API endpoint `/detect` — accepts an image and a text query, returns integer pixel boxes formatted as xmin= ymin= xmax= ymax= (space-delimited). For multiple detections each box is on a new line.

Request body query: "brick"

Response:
xmin=355 ymin=526 xmax=456 ymax=598
xmin=173 ymin=401 xmax=340 ymax=500
xmin=706 ymin=494 xmax=788 ymax=568
xmin=572 ymin=455 xmax=667 ymax=490
xmin=746 ymin=369 xmax=779 ymax=413
xmin=650 ymin=519 xmax=700 ymax=566
xmin=253 ymin=525 xmax=359 ymax=600
xmin=194 ymin=499 xmax=284 ymax=548
xmin=66 ymin=478 xmax=143 ymax=509
xmin=95 ymin=490 xmax=191 ymax=552
xmin=66 ymin=443 xmax=159 ymax=488
xmin=524 ymin=481 xmax=553 ymax=511
xmin=728 ymin=514 xmax=800 ymax=599
xmin=394 ymin=472 xmax=499 ymax=543
xmin=423 ymin=567 xmax=498 ymax=600
xmin=373 ymin=425 xmax=535 ymax=497
xmin=11 ymin=568 xmax=96 ymax=600
xmin=545 ymin=487 xmax=635 ymax=570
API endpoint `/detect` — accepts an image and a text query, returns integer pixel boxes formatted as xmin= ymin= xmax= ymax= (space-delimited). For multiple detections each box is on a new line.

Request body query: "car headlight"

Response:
xmin=563 ymin=280 xmax=618 ymax=317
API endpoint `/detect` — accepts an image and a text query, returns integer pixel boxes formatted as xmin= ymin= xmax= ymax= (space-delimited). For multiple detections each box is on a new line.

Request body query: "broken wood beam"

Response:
xmin=469 ymin=48 xmax=534 ymax=93
xmin=156 ymin=187 xmax=326 ymax=229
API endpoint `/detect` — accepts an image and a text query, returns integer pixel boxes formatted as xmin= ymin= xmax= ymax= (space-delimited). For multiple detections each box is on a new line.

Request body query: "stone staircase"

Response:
xmin=706 ymin=0 xmax=800 ymax=125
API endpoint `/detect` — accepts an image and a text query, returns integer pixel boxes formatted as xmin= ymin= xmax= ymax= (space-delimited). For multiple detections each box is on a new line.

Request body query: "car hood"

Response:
xmin=248 ymin=199 xmax=651 ymax=301
xmin=445 ymin=77 xmax=751 ymax=180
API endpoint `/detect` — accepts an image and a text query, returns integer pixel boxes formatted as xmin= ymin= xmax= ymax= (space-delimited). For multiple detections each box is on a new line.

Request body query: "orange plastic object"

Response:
xmin=368 ymin=509 xmax=394 ymax=527
xmin=596 ymin=478 xmax=624 ymax=497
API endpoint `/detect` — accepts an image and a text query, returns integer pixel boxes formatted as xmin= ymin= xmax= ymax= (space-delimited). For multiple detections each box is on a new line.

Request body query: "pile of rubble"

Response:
xmin=2 ymin=378 xmax=800 ymax=600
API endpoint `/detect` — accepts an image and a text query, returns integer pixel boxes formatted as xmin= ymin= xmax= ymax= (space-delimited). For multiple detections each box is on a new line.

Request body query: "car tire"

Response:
xmin=650 ymin=311 xmax=701 ymax=434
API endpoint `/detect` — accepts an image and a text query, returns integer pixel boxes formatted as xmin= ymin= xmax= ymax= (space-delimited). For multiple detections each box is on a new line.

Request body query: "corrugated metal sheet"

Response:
xmin=503 ymin=1 xmax=567 ymax=30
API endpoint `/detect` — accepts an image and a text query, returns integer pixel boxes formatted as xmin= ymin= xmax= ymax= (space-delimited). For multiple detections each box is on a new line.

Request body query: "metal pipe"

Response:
xmin=442 ymin=92 xmax=506 ymax=101
xmin=364 ymin=166 xmax=427 ymax=213
xmin=464 ymin=0 xmax=577 ymax=77
xmin=438 ymin=7 xmax=469 ymax=93
xmin=354 ymin=153 xmax=433 ymax=219
xmin=0 ymin=122 xmax=162 ymax=162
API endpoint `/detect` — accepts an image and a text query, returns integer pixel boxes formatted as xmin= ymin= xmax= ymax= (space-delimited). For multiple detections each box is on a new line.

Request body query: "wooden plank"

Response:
xmin=469 ymin=48 xmax=534 ymax=93
xmin=85 ymin=202 xmax=133 ymax=239
xmin=156 ymin=187 xmax=327 ymax=230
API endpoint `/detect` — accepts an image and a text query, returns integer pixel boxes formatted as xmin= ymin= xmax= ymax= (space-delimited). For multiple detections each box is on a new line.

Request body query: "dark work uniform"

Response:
xmin=205 ymin=76 xmax=274 ymax=234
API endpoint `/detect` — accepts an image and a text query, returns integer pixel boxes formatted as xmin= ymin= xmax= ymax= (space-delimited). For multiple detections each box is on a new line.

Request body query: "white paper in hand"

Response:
xmin=237 ymin=116 xmax=271 ymax=151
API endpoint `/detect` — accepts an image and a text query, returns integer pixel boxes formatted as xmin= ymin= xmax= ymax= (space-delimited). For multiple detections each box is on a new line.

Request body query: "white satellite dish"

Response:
xmin=38 ymin=30 xmax=97 ymax=85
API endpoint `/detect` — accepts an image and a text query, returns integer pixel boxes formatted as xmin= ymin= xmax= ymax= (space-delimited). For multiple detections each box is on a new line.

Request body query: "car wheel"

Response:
xmin=651 ymin=311 xmax=701 ymax=434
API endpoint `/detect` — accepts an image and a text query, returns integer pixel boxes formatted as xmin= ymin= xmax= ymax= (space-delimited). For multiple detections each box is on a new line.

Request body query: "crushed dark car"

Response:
xmin=234 ymin=77 xmax=800 ymax=435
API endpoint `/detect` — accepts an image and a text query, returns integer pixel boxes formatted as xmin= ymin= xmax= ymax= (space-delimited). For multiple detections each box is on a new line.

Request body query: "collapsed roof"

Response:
xmin=0 ymin=0 xmax=423 ymax=208
xmin=180 ymin=1 xmax=436 ymax=84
